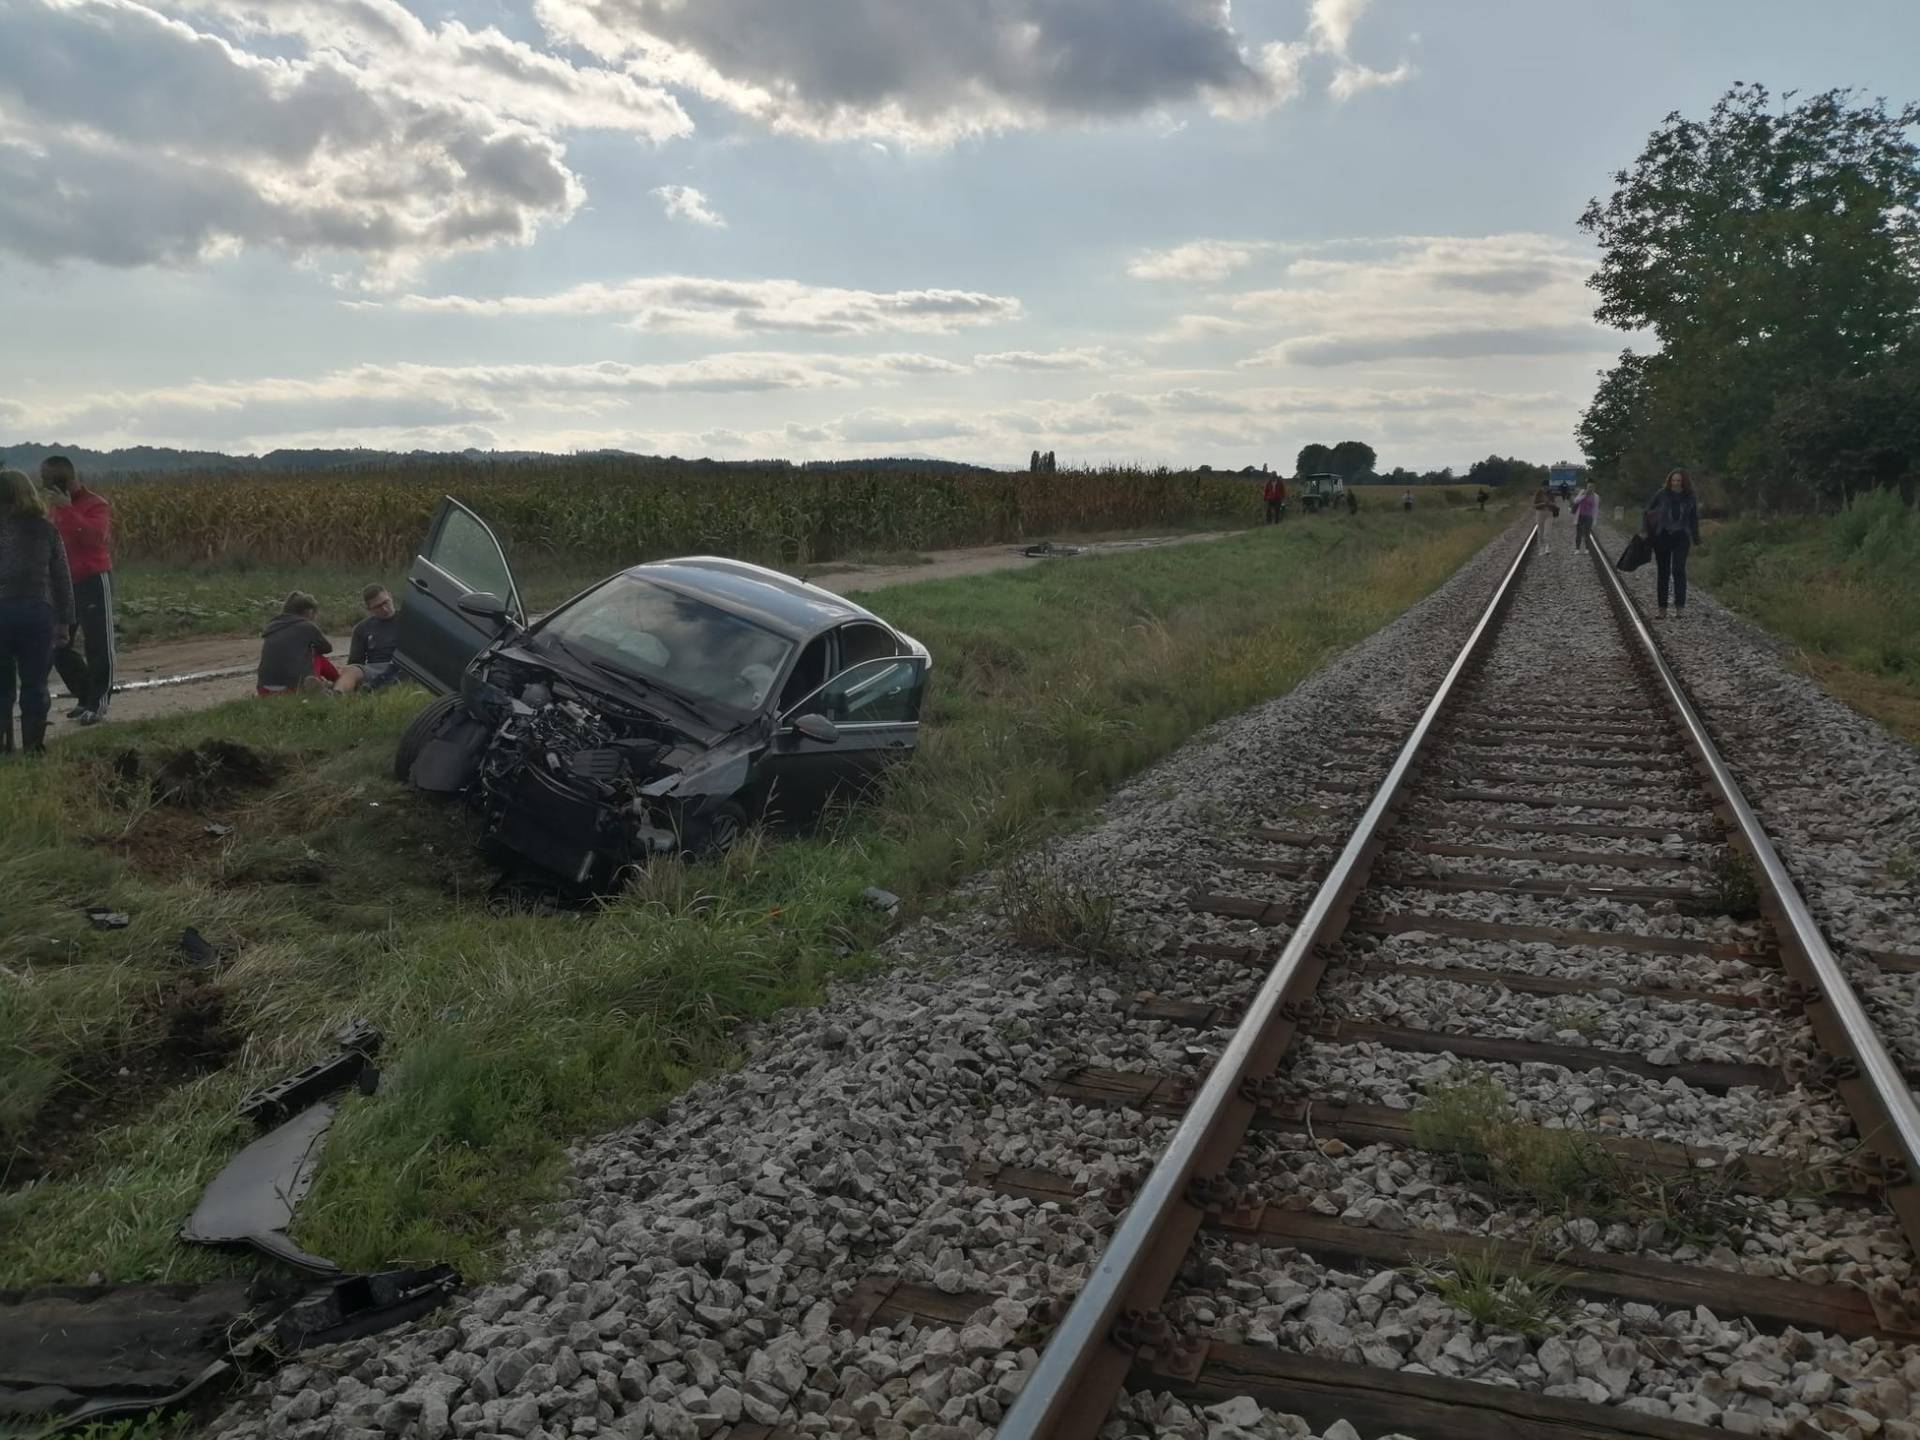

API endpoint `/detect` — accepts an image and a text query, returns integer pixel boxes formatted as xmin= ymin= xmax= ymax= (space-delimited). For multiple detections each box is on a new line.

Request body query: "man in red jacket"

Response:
xmin=42 ymin=455 xmax=115 ymax=724
xmin=1262 ymin=473 xmax=1288 ymax=524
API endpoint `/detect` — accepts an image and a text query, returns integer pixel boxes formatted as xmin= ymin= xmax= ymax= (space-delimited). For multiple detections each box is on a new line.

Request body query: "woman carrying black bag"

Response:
xmin=1643 ymin=468 xmax=1703 ymax=618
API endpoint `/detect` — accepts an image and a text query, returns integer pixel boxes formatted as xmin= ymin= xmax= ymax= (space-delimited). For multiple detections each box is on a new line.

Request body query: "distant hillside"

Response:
xmin=0 ymin=443 xmax=571 ymax=477
xmin=0 ymin=443 xmax=998 ymax=480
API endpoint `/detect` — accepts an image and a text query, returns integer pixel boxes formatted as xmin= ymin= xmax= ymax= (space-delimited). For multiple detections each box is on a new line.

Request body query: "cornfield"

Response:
xmin=109 ymin=458 xmax=1261 ymax=569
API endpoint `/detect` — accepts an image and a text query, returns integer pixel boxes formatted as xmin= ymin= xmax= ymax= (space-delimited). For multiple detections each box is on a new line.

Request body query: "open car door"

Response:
xmin=394 ymin=498 xmax=526 ymax=694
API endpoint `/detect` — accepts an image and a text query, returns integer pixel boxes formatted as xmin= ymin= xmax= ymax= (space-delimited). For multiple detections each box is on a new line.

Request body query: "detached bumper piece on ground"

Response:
xmin=0 ymin=1269 xmax=460 ymax=1438
xmin=1 ymin=1026 xmax=459 ymax=1437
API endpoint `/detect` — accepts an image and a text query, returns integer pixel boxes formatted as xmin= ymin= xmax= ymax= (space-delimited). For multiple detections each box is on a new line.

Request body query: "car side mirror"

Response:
xmin=793 ymin=713 xmax=840 ymax=744
xmin=457 ymin=591 xmax=512 ymax=624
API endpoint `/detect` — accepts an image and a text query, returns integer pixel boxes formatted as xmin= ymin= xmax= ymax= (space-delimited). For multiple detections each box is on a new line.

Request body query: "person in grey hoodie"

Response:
xmin=1643 ymin=468 xmax=1703 ymax=617
xmin=0 ymin=468 xmax=76 ymax=753
xmin=256 ymin=591 xmax=338 ymax=694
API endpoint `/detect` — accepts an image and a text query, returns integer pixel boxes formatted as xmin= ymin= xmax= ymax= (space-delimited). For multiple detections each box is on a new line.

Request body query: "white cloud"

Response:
xmin=534 ymin=0 xmax=1334 ymax=143
xmin=651 ymin=184 xmax=726 ymax=228
xmin=0 ymin=0 xmax=685 ymax=272
xmin=1127 ymin=240 xmax=1268 ymax=284
xmin=1330 ymin=60 xmax=1413 ymax=102
xmin=1229 ymin=234 xmax=1610 ymax=367
xmin=1307 ymin=0 xmax=1413 ymax=100
xmin=382 ymin=275 xmax=1023 ymax=336
xmin=23 ymin=351 xmax=974 ymax=447
xmin=974 ymin=347 xmax=1131 ymax=372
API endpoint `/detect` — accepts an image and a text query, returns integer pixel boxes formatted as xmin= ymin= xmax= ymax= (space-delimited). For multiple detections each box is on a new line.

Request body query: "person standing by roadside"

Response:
xmin=1262 ymin=473 xmax=1287 ymax=524
xmin=1644 ymin=468 xmax=1703 ymax=617
xmin=1572 ymin=479 xmax=1601 ymax=552
xmin=337 ymin=584 xmax=403 ymax=693
xmin=42 ymin=456 xmax=115 ymax=725
xmin=0 ymin=469 xmax=76 ymax=754
xmin=1531 ymin=481 xmax=1558 ymax=553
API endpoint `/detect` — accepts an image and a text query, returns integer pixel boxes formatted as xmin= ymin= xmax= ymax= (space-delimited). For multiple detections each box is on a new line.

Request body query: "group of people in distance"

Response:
xmin=1532 ymin=467 xmax=1704 ymax=617
xmin=0 ymin=450 xmax=409 ymax=755
xmin=0 ymin=457 xmax=116 ymax=754
xmin=256 ymin=584 xmax=402 ymax=697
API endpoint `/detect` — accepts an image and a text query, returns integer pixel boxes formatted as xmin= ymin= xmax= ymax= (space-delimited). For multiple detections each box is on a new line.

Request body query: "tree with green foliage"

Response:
xmin=1295 ymin=443 xmax=1334 ymax=477
xmin=1329 ymin=440 xmax=1378 ymax=481
xmin=1578 ymin=83 xmax=1920 ymax=507
xmin=1466 ymin=455 xmax=1547 ymax=489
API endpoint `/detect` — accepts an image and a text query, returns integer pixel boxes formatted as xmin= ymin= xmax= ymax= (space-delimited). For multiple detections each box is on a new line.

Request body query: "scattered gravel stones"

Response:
xmin=207 ymin=525 xmax=1920 ymax=1440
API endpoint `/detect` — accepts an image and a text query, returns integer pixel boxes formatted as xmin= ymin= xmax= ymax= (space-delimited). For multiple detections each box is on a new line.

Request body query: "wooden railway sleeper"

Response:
xmin=1108 ymin=1309 xmax=1206 ymax=1382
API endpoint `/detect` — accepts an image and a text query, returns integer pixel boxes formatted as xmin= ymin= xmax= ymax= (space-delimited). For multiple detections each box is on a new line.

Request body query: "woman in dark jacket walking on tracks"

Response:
xmin=1644 ymin=468 xmax=1702 ymax=618
xmin=0 ymin=468 xmax=76 ymax=753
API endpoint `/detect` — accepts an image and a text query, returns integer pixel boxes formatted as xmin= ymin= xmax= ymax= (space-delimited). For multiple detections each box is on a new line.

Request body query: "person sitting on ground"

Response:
xmin=257 ymin=591 xmax=338 ymax=695
xmin=336 ymin=583 xmax=402 ymax=693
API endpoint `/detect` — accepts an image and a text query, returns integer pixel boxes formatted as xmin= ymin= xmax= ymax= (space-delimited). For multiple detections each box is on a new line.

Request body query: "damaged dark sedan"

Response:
xmin=392 ymin=499 xmax=932 ymax=891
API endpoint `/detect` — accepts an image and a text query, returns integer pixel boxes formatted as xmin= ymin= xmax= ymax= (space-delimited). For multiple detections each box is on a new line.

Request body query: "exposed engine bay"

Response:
xmin=415 ymin=653 xmax=755 ymax=892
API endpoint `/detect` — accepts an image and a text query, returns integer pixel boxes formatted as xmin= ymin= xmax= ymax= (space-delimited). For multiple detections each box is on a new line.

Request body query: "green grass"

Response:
xmin=1414 ymin=1250 xmax=1571 ymax=1337
xmin=1699 ymin=489 xmax=1920 ymax=744
xmin=1 ymin=509 xmax=1498 ymax=1286
xmin=1410 ymin=1073 xmax=1753 ymax=1249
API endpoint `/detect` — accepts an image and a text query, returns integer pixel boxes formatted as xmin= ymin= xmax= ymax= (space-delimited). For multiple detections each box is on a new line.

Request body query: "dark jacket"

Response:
xmin=258 ymin=612 xmax=332 ymax=690
xmin=348 ymin=613 xmax=399 ymax=667
xmin=0 ymin=514 xmax=77 ymax=625
xmin=1644 ymin=488 xmax=1701 ymax=542
xmin=51 ymin=486 xmax=112 ymax=580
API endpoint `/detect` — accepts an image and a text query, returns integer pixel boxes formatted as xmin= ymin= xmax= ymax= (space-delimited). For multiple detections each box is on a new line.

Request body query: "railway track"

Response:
xmin=832 ymin=526 xmax=1920 ymax=1439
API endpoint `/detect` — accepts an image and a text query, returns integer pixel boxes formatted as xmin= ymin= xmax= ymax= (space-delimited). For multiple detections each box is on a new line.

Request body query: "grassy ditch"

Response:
xmin=2 ymin=510 xmax=1498 ymax=1286
xmin=1698 ymin=489 xmax=1920 ymax=744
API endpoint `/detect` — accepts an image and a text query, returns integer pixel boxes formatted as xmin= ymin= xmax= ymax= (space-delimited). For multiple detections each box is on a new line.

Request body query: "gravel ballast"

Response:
xmin=211 ymin=522 xmax=1920 ymax=1440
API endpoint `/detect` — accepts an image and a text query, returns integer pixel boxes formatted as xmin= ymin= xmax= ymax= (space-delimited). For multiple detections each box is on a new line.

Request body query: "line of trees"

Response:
xmin=1577 ymin=83 xmax=1920 ymax=511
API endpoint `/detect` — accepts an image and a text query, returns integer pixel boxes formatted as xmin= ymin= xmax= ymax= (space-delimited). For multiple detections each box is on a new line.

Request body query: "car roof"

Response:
xmin=622 ymin=556 xmax=886 ymax=641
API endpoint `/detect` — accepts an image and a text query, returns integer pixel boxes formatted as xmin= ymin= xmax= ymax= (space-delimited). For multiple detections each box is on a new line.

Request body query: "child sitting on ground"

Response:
xmin=256 ymin=591 xmax=338 ymax=695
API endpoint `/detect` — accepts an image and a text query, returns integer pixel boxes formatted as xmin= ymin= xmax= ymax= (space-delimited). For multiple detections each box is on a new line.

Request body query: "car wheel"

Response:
xmin=686 ymin=799 xmax=747 ymax=858
xmin=393 ymin=694 xmax=462 ymax=784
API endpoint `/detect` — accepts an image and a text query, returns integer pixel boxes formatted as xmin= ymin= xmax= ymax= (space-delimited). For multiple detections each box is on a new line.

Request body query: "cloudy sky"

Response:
xmin=3 ymin=0 xmax=1915 ymax=470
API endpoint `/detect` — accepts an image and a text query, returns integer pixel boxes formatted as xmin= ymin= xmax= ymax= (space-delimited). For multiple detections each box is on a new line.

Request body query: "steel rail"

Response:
xmin=1588 ymin=542 xmax=1920 ymax=1239
xmin=996 ymin=524 xmax=1542 ymax=1440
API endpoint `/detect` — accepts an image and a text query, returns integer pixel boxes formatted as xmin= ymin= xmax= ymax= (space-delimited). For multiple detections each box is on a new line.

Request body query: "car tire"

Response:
xmin=393 ymin=694 xmax=462 ymax=784
xmin=685 ymin=799 xmax=748 ymax=858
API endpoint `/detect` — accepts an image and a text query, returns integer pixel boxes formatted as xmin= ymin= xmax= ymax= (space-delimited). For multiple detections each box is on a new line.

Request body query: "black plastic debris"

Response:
xmin=0 ymin=1281 xmax=252 ymax=1432
xmin=179 ymin=927 xmax=221 ymax=969
xmin=271 ymin=1266 xmax=459 ymax=1351
xmin=84 ymin=908 xmax=130 ymax=930
xmin=236 ymin=1024 xmax=382 ymax=1130
xmin=181 ymin=1104 xmax=340 ymax=1274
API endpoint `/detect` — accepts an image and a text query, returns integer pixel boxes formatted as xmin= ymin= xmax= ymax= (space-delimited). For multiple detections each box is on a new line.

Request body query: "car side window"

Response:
xmin=779 ymin=635 xmax=832 ymax=713
xmin=430 ymin=505 xmax=516 ymax=613
xmin=789 ymin=657 xmax=925 ymax=726
xmin=836 ymin=621 xmax=900 ymax=667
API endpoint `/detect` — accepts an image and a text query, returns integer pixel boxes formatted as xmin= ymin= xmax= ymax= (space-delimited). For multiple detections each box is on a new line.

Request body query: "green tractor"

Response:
xmin=1298 ymin=472 xmax=1348 ymax=514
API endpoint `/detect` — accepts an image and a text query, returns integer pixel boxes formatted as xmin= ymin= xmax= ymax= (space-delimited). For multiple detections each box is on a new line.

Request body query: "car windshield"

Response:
xmin=533 ymin=575 xmax=795 ymax=715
